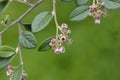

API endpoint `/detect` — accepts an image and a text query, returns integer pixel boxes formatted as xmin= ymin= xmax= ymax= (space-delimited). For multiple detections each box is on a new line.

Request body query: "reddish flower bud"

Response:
xmin=51 ymin=38 xmax=57 ymax=43
xmin=61 ymin=23 xmax=68 ymax=29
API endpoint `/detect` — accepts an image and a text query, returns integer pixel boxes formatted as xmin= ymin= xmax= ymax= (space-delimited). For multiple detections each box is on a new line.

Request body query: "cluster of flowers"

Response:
xmin=49 ymin=23 xmax=72 ymax=54
xmin=6 ymin=65 xmax=27 ymax=80
xmin=89 ymin=1 xmax=108 ymax=24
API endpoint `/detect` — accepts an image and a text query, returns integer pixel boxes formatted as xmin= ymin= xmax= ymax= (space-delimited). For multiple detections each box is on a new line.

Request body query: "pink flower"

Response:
xmin=54 ymin=47 xmax=65 ymax=54
xmin=51 ymin=38 xmax=57 ymax=43
xmin=95 ymin=16 xmax=100 ymax=24
xmin=6 ymin=65 xmax=12 ymax=76
xmin=89 ymin=5 xmax=97 ymax=10
xmin=55 ymin=48 xmax=61 ymax=54
xmin=7 ymin=64 xmax=11 ymax=70
xmin=61 ymin=23 xmax=68 ymax=29
xmin=59 ymin=47 xmax=65 ymax=53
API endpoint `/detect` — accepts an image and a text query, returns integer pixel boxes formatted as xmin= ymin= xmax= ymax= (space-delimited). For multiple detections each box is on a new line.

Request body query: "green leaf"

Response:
xmin=38 ymin=37 xmax=53 ymax=51
xmin=23 ymin=23 xmax=32 ymax=31
xmin=0 ymin=45 xmax=15 ymax=58
xmin=0 ymin=0 xmax=9 ymax=13
xmin=61 ymin=0 xmax=73 ymax=2
xmin=103 ymin=0 xmax=120 ymax=9
xmin=0 ymin=55 xmax=15 ymax=69
xmin=109 ymin=0 xmax=120 ymax=3
xmin=32 ymin=11 xmax=53 ymax=33
xmin=19 ymin=31 xmax=37 ymax=49
xmin=69 ymin=5 xmax=90 ymax=21
xmin=75 ymin=0 xmax=89 ymax=6
xmin=12 ymin=64 xmax=22 ymax=80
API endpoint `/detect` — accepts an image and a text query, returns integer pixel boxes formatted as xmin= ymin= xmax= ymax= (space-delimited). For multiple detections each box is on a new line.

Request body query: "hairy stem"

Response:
xmin=52 ymin=0 xmax=61 ymax=39
xmin=93 ymin=0 xmax=96 ymax=5
xmin=0 ymin=0 xmax=43 ymax=35
xmin=18 ymin=22 xmax=23 ymax=65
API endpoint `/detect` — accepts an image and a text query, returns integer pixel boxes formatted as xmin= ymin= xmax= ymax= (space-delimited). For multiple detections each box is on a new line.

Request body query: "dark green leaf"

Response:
xmin=0 ymin=0 xmax=9 ymax=13
xmin=61 ymin=0 xmax=73 ymax=2
xmin=103 ymin=0 xmax=120 ymax=9
xmin=19 ymin=31 xmax=37 ymax=49
xmin=0 ymin=55 xmax=15 ymax=69
xmin=32 ymin=11 xmax=53 ymax=33
xmin=23 ymin=23 xmax=32 ymax=31
xmin=12 ymin=64 xmax=22 ymax=80
xmin=75 ymin=0 xmax=89 ymax=6
xmin=38 ymin=37 xmax=53 ymax=51
xmin=70 ymin=5 xmax=90 ymax=21
xmin=0 ymin=45 xmax=15 ymax=58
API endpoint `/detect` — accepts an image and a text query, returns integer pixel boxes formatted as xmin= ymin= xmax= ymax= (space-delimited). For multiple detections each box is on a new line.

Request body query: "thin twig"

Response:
xmin=52 ymin=0 xmax=59 ymax=27
xmin=18 ymin=22 xmax=23 ymax=65
xmin=12 ymin=0 xmax=33 ymax=6
xmin=0 ymin=0 xmax=43 ymax=35
xmin=93 ymin=0 xmax=96 ymax=5
xmin=52 ymin=0 xmax=61 ymax=39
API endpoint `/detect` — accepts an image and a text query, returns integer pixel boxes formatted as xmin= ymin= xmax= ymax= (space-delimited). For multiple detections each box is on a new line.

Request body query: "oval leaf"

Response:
xmin=19 ymin=31 xmax=37 ymax=49
xmin=75 ymin=0 xmax=89 ymax=6
xmin=70 ymin=5 xmax=90 ymax=21
xmin=0 ymin=45 xmax=15 ymax=58
xmin=12 ymin=64 xmax=22 ymax=80
xmin=103 ymin=0 xmax=120 ymax=9
xmin=0 ymin=55 xmax=15 ymax=69
xmin=38 ymin=37 xmax=53 ymax=51
xmin=32 ymin=11 xmax=53 ymax=33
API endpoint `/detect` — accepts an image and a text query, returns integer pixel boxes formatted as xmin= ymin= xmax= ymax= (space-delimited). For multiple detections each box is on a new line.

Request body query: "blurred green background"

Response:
xmin=0 ymin=0 xmax=120 ymax=80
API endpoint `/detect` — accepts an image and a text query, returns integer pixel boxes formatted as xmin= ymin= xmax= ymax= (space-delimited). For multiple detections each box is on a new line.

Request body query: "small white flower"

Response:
xmin=95 ymin=19 xmax=100 ymax=24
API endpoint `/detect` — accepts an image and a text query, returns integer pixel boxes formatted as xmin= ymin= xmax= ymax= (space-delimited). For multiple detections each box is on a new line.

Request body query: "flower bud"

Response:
xmin=51 ymin=38 xmax=57 ymax=43
xmin=95 ymin=18 xmax=100 ymax=24
xmin=61 ymin=23 xmax=68 ymax=29
xmin=6 ymin=65 xmax=12 ymax=76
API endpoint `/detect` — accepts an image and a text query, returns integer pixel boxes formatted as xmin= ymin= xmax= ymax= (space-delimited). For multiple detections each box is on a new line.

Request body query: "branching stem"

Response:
xmin=0 ymin=0 xmax=43 ymax=35
xmin=18 ymin=22 xmax=23 ymax=66
xmin=52 ymin=0 xmax=61 ymax=39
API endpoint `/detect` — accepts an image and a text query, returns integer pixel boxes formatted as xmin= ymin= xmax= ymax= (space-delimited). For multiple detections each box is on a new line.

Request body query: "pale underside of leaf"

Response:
xmin=32 ymin=11 xmax=53 ymax=33
xmin=12 ymin=64 xmax=22 ymax=80
xmin=0 ymin=55 xmax=15 ymax=69
xmin=75 ymin=0 xmax=89 ymax=6
xmin=109 ymin=0 xmax=120 ymax=3
xmin=103 ymin=0 xmax=120 ymax=9
xmin=70 ymin=6 xmax=90 ymax=21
